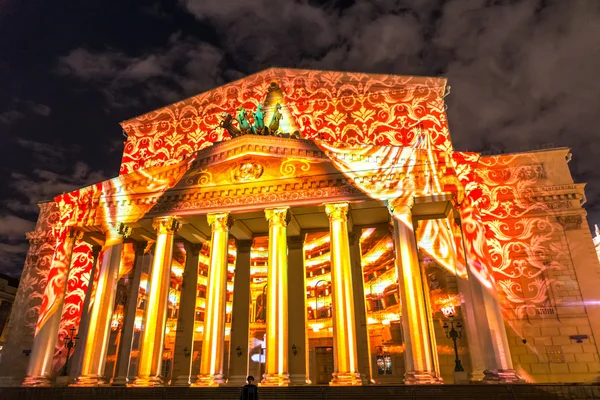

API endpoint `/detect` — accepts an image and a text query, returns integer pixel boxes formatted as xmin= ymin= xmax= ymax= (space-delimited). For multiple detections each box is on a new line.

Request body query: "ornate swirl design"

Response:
xmin=279 ymin=158 xmax=314 ymax=177
xmin=184 ymin=169 xmax=213 ymax=186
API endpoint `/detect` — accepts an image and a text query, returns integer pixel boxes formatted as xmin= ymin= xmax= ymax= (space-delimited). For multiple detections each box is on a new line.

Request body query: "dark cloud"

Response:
xmin=57 ymin=34 xmax=227 ymax=107
xmin=0 ymin=140 xmax=107 ymax=277
xmin=0 ymin=110 xmax=24 ymax=125
xmin=55 ymin=0 xmax=600 ymax=223
xmin=2 ymin=0 xmax=600 ymax=276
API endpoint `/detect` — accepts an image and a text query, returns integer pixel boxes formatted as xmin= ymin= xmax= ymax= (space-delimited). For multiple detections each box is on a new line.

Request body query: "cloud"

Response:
xmin=1 ymin=156 xmax=108 ymax=277
xmin=29 ymin=102 xmax=51 ymax=117
xmin=0 ymin=100 xmax=51 ymax=125
xmin=53 ymin=0 xmax=600 ymax=227
xmin=57 ymin=35 xmax=227 ymax=107
xmin=0 ymin=110 xmax=24 ymax=124
xmin=0 ymin=215 xmax=36 ymax=277
xmin=0 ymin=215 xmax=36 ymax=241
xmin=10 ymin=163 xmax=107 ymax=205
xmin=0 ymin=242 xmax=31 ymax=278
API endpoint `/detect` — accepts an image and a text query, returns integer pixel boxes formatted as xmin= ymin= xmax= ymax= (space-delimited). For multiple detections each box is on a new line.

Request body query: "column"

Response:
xmin=76 ymin=223 xmax=131 ymax=385
xmin=262 ymin=207 xmax=290 ymax=386
xmin=287 ymin=236 xmax=307 ymax=385
xmin=228 ymin=240 xmax=252 ymax=386
xmin=325 ymin=202 xmax=361 ymax=386
xmin=171 ymin=242 xmax=202 ymax=386
xmin=447 ymin=215 xmax=486 ymax=382
xmin=112 ymin=241 xmax=148 ymax=386
xmin=132 ymin=216 xmax=181 ymax=386
xmin=194 ymin=213 xmax=232 ymax=387
xmin=23 ymin=227 xmax=82 ymax=387
xmin=457 ymin=209 xmax=521 ymax=383
xmin=390 ymin=204 xmax=441 ymax=384
xmin=69 ymin=245 xmax=102 ymax=380
xmin=348 ymin=232 xmax=372 ymax=384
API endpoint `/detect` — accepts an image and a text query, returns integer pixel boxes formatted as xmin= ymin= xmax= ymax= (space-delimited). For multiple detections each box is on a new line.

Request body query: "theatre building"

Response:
xmin=1 ymin=68 xmax=599 ymax=387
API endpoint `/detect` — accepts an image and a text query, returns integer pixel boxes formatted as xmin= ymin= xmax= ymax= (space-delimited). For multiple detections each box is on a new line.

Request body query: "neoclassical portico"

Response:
xmin=13 ymin=135 xmax=521 ymax=388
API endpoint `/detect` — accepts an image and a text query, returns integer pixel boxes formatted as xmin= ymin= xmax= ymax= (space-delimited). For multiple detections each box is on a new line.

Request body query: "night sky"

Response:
xmin=1 ymin=0 xmax=599 ymax=278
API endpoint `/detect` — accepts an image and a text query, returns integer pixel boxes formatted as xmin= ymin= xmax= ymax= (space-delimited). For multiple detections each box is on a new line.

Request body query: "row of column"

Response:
xmin=23 ymin=201 xmax=519 ymax=387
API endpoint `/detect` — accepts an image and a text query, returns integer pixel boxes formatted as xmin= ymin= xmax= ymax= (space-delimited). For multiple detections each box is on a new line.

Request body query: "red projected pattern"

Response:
xmin=53 ymin=241 xmax=94 ymax=374
xmin=477 ymin=154 xmax=567 ymax=318
xmin=26 ymin=70 xmax=571 ymax=372
xmin=119 ymin=69 xmax=450 ymax=174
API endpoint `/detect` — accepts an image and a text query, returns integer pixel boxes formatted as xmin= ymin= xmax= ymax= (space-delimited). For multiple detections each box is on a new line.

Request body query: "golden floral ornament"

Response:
xmin=207 ymin=212 xmax=233 ymax=232
xmin=325 ymin=202 xmax=349 ymax=222
xmin=232 ymin=161 xmax=264 ymax=182
xmin=265 ymin=207 xmax=291 ymax=227
xmin=152 ymin=216 xmax=181 ymax=234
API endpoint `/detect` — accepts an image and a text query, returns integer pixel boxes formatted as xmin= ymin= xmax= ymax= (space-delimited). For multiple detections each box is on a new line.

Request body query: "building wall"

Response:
xmin=479 ymin=149 xmax=600 ymax=382
xmin=0 ymin=274 xmax=19 ymax=350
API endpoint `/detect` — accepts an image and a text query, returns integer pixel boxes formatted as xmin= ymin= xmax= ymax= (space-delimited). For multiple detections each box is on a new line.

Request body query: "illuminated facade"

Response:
xmin=0 ymin=68 xmax=599 ymax=387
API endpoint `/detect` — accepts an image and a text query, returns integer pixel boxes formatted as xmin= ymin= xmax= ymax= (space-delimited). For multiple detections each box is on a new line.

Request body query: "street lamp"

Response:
xmin=61 ymin=326 xmax=79 ymax=376
xmin=443 ymin=314 xmax=464 ymax=372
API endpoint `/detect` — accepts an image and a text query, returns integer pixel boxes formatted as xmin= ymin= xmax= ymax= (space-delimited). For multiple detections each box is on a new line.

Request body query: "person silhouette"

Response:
xmin=240 ymin=375 xmax=259 ymax=400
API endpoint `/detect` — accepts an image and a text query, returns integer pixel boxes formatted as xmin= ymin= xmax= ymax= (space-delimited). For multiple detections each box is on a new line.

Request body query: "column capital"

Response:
xmin=133 ymin=241 xmax=149 ymax=256
xmin=324 ymin=202 xmax=349 ymax=222
xmin=152 ymin=216 xmax=181 ymax=234
xmin=183 ymin=241 xmax=204 ymax=256
xmin=287 ymin=236 xmax=303 ymax=250
xmin=106 ymin=222 xmax=132 ymax=245
xmin=386 ymin=198 xmax=414 ymax=217
xmin=207 ymin=213 xmax=233 ymax=232
xmin=234 ymin=239 xmax=253 ymax=252
xmin=265 ymin=207 xmax=291 ymax=227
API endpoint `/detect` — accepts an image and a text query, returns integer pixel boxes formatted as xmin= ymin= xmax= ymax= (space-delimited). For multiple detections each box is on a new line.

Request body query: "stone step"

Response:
xmin=1 ymin=384 xmax=598 ymax=400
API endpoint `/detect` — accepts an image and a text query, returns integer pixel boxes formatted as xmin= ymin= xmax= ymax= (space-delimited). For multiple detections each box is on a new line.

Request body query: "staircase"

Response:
xmin=1 ymin=384 xmax=599 ymax=400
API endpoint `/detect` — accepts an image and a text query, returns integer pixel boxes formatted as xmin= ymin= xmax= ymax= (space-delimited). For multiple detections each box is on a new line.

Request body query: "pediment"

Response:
xmin=86 ymin=135 xmax=367 ymax=226
xmin=171 ymin=135 xmax=339 ymax=190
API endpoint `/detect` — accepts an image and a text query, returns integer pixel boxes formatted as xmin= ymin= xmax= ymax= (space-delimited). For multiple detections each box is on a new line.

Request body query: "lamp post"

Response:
xmin=61 ymin=326 xmax=79 ymax=376
xmin=443 ymin=314 xmax=464 ymax=372
xmin=314 ymin=280 xmax=327 ymax=319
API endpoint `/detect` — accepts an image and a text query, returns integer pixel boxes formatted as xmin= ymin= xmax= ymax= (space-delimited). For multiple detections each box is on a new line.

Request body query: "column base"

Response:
xmin=171 ymin=374 xmax=192 ymax=386
xmin=73 ymin=374 xmax=107 ymax=386
xmin=403 ymin=371 xmax=443 ymax=385
xmin=131 ymin=375 xmax=164 ymax=387
xmin=289 ymin=374 xmax=308 ymax=385
xmin=261 ymin=373 xmax=290 ymax=386
xmin=227 ymin=375 xmax=249 ymax=386
xmin=111 ymin=376 xmax=128 ymax=386
xmin=192 ymin=373 xmax=225 ymax=387
xmin=329 ymin=372 xmax=362 ymax=386
xmin=22 ymin=375 xmax=53 ymax=387
xmin=469 ymin=370 xmax=486 ymax=383
xmin=483 ymin=369 xmax=524 ymax=384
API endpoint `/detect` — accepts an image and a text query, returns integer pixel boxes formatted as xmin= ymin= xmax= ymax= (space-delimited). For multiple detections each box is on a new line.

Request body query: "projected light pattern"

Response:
xmin=15 ymin=69 xmax=584 ymax=382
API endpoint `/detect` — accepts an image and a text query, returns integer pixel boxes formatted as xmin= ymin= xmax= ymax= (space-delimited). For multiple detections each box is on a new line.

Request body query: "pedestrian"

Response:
xmin=240 ymin=375 xmax=259 ymax=400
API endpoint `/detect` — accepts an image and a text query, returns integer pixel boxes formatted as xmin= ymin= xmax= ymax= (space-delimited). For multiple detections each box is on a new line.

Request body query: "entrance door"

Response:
xmin=315 ymin=346 xmax=334 ymax=384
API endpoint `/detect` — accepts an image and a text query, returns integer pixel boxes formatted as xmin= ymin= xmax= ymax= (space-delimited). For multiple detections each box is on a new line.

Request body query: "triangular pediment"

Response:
xmin=79 ymin=135 xmax=368 ymax=227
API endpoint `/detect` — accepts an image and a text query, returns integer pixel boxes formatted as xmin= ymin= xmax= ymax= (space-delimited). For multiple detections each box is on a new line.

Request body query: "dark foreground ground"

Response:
xmin=1 ymin=384 xmax=599 ymax=400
